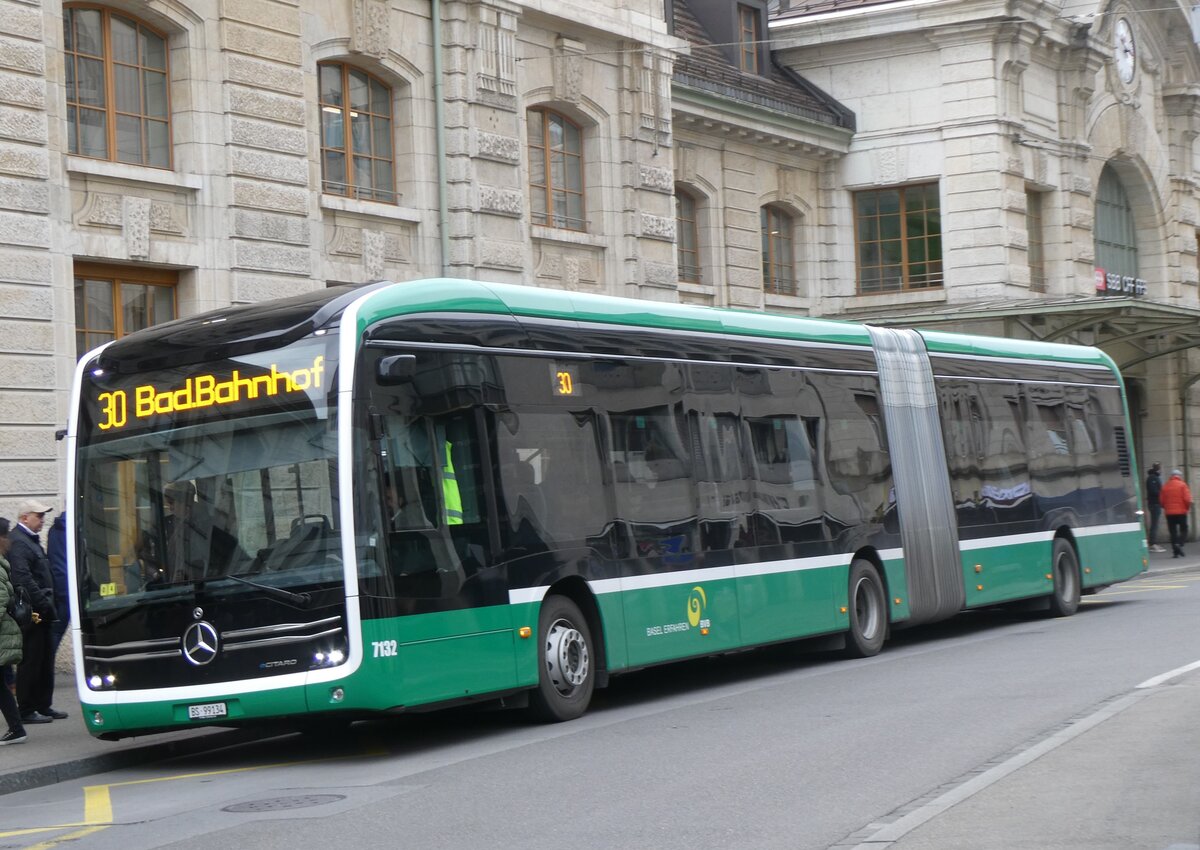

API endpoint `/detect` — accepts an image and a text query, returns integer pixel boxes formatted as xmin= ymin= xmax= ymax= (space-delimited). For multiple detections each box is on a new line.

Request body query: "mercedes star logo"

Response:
xmin=182 ymin=621 xmax=219 ymax=666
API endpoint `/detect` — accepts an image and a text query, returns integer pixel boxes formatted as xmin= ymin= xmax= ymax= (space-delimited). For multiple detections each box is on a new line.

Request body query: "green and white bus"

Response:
xmin=68 ymin=279 xmax=1146 ymax=738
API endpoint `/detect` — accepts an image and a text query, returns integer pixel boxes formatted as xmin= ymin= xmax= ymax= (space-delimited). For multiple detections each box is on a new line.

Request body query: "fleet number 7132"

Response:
xmin=372 ymin=640 xmax=397 ymax=657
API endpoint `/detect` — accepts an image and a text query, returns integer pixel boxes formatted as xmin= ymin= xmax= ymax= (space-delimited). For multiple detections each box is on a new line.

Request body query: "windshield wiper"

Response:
xmin=218 ymin=572 xmax=312 ymax=607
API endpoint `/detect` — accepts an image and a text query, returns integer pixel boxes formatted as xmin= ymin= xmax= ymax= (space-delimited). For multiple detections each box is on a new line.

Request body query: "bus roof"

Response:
xmin=90 ymin=278 xmax=1117 ymax=373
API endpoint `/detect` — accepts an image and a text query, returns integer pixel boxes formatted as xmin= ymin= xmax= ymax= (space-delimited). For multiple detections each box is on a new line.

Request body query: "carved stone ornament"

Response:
xmin=638 ymin=164 xmax=674 ymax=194
xmin=123 ymin=196 xmax=151 ymax=258
xmin=362 ymin=228 xmax=385 ymax=279
xmin=78 ymin=192 xmax=185 ymax=236
xmin=640 ymin=212 xmax=674 ymax=241
xmin=351 ymin=0 xmax=389 ymax=60
xmin=479 ymin=239 xmax=525 ymax=270
xmin=476 ymin=131 xmax=522 ymax=164
xmin=535 ymin=246 xmax=599 ymax=291
xmin=479 ymin=185 xmax=524 ymax=217
xmin=553 ymin=39 xmax=584 ymax=105
xmin=329 ymin=226 xmax=363 ymax=257
xmin=329 ymin=224 xmax=411 ymax=266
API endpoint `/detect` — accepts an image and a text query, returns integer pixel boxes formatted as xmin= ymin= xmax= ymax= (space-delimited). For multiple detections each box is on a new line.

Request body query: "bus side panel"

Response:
xmin=358 ymin=607 xmax=518 ymax=708
xmin=593 ymin=590 xmax=629 ymax=672
xmin=879 ymin=553 xmax=911 ymax=622
xmin=960 ymin=537 xmax=1052 ymax=608
xmin=1076 ymin=527 xmax=1145 ymax=586
xmin=735 ymin=562 xmax=836 ymax=646
xmin=621 ymin=576 xmax=740 ymax=667
xmin=960 ymin=537 xmax=1051 ymax=608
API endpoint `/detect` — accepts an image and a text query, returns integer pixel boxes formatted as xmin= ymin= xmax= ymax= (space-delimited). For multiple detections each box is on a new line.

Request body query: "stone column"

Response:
xmin=221 ymin=0 xmax=314 ymax=304
xmin=0 ymin=0 xmax=57 ymax=518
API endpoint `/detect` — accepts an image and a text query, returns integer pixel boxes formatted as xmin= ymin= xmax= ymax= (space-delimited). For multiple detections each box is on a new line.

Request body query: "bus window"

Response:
xmin=693 ymin=411 xmax=751 ymax=553
xmin=940 ymin=381 xmax=981 ymax=525
xmin=746 ymin=415 xmax=824 ymax=546
xmin=1025 ymin=384 xmax=1075 ymax=520
xmin=493 ymin=407 xmax=608 ymax=559
xmin=608 ymin=405 xmax=697 ymax=565
xmin=810 ymin=373 xmax=892 ymax=536
xmin=373 ymin=410 xmax=491 ymax=600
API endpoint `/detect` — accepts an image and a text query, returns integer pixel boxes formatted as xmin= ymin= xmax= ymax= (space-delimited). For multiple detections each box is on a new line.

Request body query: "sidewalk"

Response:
xmin=1 ymin=550 xmax=1197 ymax=799
xmin=0 ymin=670 xmax=268 ymax=795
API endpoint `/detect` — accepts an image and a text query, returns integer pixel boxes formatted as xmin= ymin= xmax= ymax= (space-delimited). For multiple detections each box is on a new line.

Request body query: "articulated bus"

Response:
xmin=67 ymin=279 xmax=1146 ymax=738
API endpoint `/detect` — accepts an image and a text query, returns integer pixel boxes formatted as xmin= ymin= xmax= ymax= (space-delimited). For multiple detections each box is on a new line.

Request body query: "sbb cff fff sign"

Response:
xmin=1095 ymin=267 xmax=1146 ymax=296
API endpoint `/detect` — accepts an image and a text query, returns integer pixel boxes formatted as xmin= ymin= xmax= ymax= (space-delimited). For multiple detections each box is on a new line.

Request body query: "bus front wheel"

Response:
xmin=530 ymin=596 xmax=595 ymax=722
xmin=845 ymin=559 xmax=887 ymax=658
xmin=1047 ymin=538 xmax=1081 ymax=617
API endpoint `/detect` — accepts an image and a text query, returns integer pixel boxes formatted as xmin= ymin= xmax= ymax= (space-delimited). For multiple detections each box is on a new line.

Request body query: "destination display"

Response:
xmin=82 ymin=344 xmax=334 ymax=439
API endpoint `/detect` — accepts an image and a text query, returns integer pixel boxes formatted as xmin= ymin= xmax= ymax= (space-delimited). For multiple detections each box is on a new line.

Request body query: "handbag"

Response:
xmin=5 ymin=585 xmax=32 ymax=631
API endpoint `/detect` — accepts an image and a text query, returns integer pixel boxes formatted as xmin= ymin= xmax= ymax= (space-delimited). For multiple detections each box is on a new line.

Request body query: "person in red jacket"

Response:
xmin=1160 ymin=469 xmax=1193 ymax=558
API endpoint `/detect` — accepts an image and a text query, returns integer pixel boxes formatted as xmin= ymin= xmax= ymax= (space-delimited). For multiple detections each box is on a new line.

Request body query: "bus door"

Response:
xmin=369 ymin=353 xmax=517 ymax=707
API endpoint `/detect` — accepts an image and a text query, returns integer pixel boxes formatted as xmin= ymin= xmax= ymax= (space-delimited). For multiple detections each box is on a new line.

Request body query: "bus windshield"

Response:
xmin=75 ymin=338 xmax=341 ymax=616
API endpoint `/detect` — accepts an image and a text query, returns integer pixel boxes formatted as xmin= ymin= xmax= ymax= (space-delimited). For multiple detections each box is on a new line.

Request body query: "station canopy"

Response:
xmin=852 ymin=296 xmax=1200 ymax=372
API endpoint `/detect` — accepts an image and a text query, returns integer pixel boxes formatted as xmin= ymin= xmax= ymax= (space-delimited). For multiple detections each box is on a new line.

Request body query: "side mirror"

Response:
xmin=376 ymin=354 xmax=417 ymax=385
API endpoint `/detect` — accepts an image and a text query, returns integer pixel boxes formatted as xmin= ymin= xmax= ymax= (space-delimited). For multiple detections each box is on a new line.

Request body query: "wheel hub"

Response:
xmin=853 ymin=577 xmax=881 ymax=639
xmin=545 ymin=618 xmax=589 ymax=695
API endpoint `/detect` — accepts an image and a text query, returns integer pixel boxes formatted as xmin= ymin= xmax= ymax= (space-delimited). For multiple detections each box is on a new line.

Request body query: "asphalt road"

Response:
xmin=4 ymin=568 xmax=1199 ymax=850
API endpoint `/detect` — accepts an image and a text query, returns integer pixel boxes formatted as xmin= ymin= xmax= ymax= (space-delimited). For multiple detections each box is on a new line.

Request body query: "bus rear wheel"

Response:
xmin=845 ymin=559 xmax=887 ymax=658
xmin=1047 ymin=538 xmax=1081 ymax=617
xmin=529 ymin=596 xmax=595 ymax=722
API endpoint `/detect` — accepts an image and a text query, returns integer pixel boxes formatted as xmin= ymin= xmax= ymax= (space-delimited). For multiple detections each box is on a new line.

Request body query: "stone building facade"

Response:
xmin=6 ymin=0 xmax=1200 ymax=517
xmin=2 ymin=0 xmax=687 ymax=517
xmin=772 ymin=0 xmax=1200 ymax=479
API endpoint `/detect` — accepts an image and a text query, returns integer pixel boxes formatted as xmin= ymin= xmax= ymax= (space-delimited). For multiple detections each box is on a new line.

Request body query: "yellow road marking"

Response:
xmin=1096 ymin=585 xmax=1186 ymax=596
xmin=0 ymin=826 xmax=92 ymax=839
xmin=25 ymin=826 xmax=109 ymax=849
xmin=84 ymin=785 xmax=113 ymax=823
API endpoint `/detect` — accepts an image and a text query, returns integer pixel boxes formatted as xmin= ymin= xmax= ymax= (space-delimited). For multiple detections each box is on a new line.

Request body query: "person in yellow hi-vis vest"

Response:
xmin=440 ymin=439 xmax=464 ymax=526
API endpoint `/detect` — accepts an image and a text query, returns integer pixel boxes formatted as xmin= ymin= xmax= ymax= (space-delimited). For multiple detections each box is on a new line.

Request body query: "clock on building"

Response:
xmin=1115 ymin=17 xmax=1136 ymax=84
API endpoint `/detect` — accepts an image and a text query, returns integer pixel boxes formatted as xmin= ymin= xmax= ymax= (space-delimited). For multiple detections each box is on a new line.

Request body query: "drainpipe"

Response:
xmin=432 ymin=0 xmax=451 ymax=276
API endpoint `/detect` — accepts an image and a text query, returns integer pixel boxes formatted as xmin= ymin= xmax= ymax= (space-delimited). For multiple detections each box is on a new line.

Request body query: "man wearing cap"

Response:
xmin=1161 ymin=469 xmax=1193 ymax=559
xmin=9 ymin=499 xmax=66 ymax=723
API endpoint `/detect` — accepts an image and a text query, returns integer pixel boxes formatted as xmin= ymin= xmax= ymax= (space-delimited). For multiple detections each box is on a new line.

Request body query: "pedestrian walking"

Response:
xmin=1160 ymin=469 xmax=1193 ymax=559
xmin=0 ymin=517 xmax=27 ymax=745
xmin=10 ymin=500 xmax=66 ymax=723
xmin=1145 ymin=461 xmax=1165 ymax=552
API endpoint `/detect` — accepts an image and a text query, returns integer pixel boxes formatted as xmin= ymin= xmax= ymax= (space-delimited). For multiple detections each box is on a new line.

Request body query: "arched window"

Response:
xmin=319 ymin=62 xmax=396 ymax=203
xmin=676 ymin=188 xmax=701 ymax=284
xmin=1094 ymin=165 xmax=1137 ymax=279
xmin=761 ymin=205 xmax=795 ymax=295
xmin=64 ymin=6 xmax=171 ymax=167
xmin=528 ymin=108 xmax=585 ymax=231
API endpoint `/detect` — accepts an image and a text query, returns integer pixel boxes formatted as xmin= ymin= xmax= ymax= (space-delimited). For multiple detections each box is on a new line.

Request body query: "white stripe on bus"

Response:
xmin=508 ymin=524 xmax=1138 ymax=605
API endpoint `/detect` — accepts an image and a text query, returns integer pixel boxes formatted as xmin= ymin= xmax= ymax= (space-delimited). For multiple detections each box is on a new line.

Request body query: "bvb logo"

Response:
xmin=687 ymin=586 xmax=707 ymax=627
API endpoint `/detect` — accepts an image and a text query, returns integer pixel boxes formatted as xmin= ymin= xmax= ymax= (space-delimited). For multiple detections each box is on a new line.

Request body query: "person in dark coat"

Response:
xmin=9 ymin=500 xmax=65 ymax=723
xmin=0 ymin=517 xmax=27 ymax=744
xmin=46 ymin=513 xmax=69 ymax=662
xmin=1145 ymin=461 xmax=1164 ymax=553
